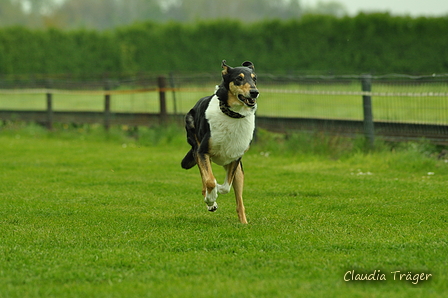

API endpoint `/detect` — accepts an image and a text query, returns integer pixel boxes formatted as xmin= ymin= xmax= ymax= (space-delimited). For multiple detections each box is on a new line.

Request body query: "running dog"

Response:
xmin=181 ymin=60 xmax=259 ymax=224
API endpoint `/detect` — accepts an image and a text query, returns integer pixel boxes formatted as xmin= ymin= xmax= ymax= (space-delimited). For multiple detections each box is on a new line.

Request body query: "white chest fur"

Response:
xmin=205 ymin=96 xmax=255 ymax=166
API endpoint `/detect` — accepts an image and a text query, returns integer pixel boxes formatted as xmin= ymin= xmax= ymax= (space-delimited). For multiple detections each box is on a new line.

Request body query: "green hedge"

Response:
xmin=1 ymin=13 xmax=447 ymax=76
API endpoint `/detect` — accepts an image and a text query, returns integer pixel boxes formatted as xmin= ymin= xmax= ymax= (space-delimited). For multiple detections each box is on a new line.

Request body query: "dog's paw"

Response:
xmin=217 ymin=183 xmax=230 ymax=194
xmin=207 ymin=202 xmax=218 ymax=212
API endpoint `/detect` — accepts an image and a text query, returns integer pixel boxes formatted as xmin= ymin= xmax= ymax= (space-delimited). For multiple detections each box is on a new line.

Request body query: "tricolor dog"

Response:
xmin=181 ymin=60 xmax=259 ymax=224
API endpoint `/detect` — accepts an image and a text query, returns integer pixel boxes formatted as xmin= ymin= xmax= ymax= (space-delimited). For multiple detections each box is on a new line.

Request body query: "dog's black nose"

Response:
xmin=250 ymin=89 xmax=259 ymax=98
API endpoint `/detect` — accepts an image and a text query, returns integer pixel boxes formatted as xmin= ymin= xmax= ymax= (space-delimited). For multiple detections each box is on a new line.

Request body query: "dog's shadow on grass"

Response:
xmin=263 ymin=190 xmax=323 ymax=199
xmin=146 ymin=213 xmax=235 ymax=229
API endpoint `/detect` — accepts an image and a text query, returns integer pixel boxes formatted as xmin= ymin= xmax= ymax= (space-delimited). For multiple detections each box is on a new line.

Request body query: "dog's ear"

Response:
xmin=242 ymin=61 xmax=254 ymax=70
xmin=222 ymin=60 xmax=231 ymax=75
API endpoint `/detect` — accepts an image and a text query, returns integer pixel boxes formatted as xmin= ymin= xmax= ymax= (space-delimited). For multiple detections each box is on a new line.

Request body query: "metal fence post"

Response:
xmin=104 ymin=80 xmax=111 ymax=131
xmin=46 ymin=80 xmax=53 ymax=130
xmin=158 ymin=76 xmax=167 ymax=125
xmin=361 ymin=74 xmax=374 ymax=149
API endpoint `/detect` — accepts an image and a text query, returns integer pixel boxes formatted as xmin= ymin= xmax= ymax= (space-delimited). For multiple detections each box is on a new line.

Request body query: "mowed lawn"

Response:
xmin=0 ymin=126 xmax=447 ymax=297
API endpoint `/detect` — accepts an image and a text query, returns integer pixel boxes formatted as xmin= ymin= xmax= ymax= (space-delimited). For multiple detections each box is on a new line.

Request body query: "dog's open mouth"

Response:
xmin=238 ymin=94 xmax=257 ymax=107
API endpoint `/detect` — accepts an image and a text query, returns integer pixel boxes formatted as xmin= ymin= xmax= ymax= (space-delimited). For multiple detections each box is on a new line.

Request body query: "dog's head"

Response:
xmin=221 ymin=60 xmax=259 ymax=108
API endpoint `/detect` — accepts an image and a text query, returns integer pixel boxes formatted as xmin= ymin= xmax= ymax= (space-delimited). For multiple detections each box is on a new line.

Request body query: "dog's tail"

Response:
xmin=181 ymin=111 xmax=197 ymax=169
xmin=181 ymin=149 xmax=196 ymax=169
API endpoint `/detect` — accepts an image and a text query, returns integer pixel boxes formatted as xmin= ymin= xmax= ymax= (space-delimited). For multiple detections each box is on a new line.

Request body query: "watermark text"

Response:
xmin=344 ymin=270 xmax=432 ymax=285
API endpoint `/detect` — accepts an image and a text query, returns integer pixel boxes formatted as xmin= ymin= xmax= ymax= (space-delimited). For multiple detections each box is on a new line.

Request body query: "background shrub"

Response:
xmin=1 ymin=14 xmax=447 ymax=77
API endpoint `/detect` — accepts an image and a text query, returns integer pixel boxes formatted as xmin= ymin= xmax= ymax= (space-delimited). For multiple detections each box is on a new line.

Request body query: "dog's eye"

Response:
xmin=236 ymin=76 xmax=244 ymax=81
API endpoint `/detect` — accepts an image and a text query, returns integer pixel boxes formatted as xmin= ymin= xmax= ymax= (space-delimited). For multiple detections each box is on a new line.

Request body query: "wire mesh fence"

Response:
xmin=0 ymin=73 xmax=447 ymax=142
xmin=170 ymin=73 xmax=448 ymax=124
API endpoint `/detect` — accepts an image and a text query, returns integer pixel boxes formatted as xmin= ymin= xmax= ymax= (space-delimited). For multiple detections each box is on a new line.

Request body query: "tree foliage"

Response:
xmin=1 ymin=14 xmax=447 ymax=76
xmin=0 ymin=0 xmax=329 ymax=30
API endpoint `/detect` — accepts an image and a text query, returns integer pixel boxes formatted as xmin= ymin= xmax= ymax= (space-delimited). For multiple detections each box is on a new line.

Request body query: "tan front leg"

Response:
xmin=232 ymin=162 xmax=247 ymax=224
xmin=196 ymin=153 xmax=218 ymax=211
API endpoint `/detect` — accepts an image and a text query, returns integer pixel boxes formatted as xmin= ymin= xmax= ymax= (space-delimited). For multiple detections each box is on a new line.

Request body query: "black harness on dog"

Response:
xmin=219 ymin=100 xmax=245 ymax=119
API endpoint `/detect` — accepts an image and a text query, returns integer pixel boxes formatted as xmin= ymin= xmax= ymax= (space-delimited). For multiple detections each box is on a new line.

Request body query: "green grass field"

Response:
xmin=0 ymin=124 xmax=447 ymax=297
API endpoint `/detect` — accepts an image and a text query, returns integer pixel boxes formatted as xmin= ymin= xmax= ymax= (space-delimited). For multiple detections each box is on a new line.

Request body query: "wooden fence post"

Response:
xmin=158 ymin=76 xmax=167 ymax=124
xmin=361 ymin=74 xmax=374 ymax=149
xmin=46 ymin=80 xmax=53 ymax=130
xmin=104 ymin=80 xmax=111 ymax=131
xmin=169 ymin=72 xmax=178 ymax=115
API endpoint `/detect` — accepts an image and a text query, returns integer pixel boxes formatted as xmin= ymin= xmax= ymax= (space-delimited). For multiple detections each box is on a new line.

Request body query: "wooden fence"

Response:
xmin=0 ymin=76 xmax=174 ymax=128
xmin=1 ymin=75 xmax=448 ymax=145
